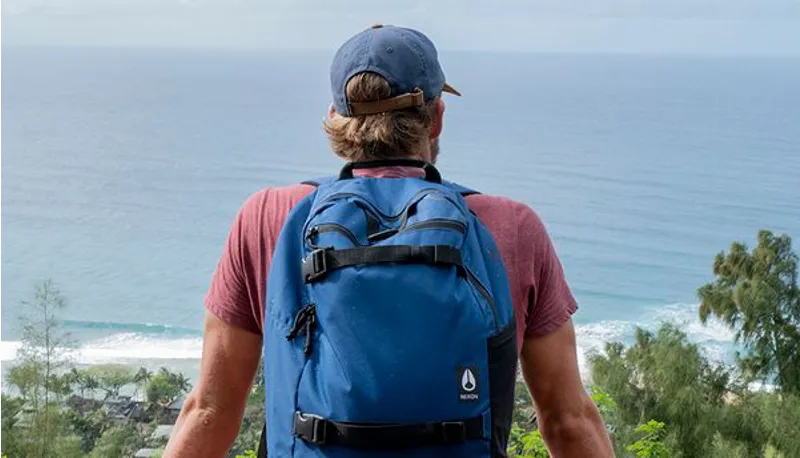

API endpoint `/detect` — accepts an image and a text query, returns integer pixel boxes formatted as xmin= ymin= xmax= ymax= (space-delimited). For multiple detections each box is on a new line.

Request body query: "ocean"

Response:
xmin=2 ymin=47 xmax=799 ymax=382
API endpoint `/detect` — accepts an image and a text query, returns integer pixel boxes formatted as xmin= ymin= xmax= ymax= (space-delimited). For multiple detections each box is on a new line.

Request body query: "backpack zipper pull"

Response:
xmin=303 ymin=308 xmax=317 ymax=355
xmin=286 ymin=304 xmax=314 ymax=341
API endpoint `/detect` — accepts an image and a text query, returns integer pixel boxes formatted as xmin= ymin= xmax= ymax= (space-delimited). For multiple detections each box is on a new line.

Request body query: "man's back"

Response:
xmin=205 ymin=167 xmax=577 ymax=350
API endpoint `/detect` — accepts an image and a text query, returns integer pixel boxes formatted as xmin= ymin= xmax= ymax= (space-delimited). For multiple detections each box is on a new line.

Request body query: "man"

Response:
xmin=164 ymin=24 xmax=612 ymax=458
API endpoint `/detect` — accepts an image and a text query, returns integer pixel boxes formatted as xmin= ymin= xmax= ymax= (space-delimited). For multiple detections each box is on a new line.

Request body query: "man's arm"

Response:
xmin=163 ymin=312 xmax=262 ymax=458
xmin=520 ymin=318 xmax=614 ymax=457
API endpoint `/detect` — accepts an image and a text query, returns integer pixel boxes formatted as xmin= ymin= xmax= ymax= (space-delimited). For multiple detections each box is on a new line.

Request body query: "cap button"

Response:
xmin=371 ymin=23 xmax=384 ymax=29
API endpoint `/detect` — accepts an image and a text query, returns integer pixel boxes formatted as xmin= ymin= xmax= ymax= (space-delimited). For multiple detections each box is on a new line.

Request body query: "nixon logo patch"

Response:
xmin=458 ymin=367 xmax=479 ymax=402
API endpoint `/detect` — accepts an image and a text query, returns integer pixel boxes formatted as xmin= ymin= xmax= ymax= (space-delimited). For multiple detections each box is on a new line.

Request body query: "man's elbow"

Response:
xmin=177 ymin=391 xmax=242 ymax=443
xmin=538 ymin=395 xmax=611 ymax=457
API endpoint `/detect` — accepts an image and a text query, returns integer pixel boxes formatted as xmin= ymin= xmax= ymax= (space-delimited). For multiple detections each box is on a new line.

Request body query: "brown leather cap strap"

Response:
xmin=349 ymin=89 xmax=424 ymax=116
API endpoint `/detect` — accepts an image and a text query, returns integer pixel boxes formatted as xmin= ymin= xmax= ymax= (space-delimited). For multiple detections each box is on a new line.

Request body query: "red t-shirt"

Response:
xmin=205 ymin=167 xmax=578 ymax=352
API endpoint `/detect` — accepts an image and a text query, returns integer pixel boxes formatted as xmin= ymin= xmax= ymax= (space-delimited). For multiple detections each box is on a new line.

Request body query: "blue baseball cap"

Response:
xmin=330 ymin=24 xmax=461 ymax=117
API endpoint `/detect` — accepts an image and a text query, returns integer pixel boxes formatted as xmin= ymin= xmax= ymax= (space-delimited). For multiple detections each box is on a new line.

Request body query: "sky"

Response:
xmin=2 ymin=0 xmax=800 ymax=55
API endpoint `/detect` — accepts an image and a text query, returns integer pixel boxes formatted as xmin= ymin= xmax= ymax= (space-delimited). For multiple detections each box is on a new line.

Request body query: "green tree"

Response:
xmin=234 ymin=359 xmax=265 ymax=452
xmin=1 ymin=395 xmax=25 ymax=456
xmin=66 ymin=367 xmax=99 ymax=400
xmin=589 ymin=323 xmax=730 ymax=457
xmin=64 ymin=408 xmax=109 ymax=453
xmin=710 ymin=433 xmax=749 ymax=458
xmin=625 ymin=420 xmax=670 ymax=458
xmin=698 ymin=230 xmax=800 ymax=394
xmin=50 ymin=435 xmax=84 ymax=458
xmin=757 ymin=393 xmax=800 ymax=457
xmin=6 ymin=280 xmax=76 ymax=458
xmin=507 ymin=423 xmax=548 ymax=457
xmin=6 ymin=361 xmax=45 ymax=405
xmin=134 ymin=367 xmax=154 ymax=400
xmin=88 ymin=423 xmax=146 ymax=458
xmin=87 ymin=364 xmax=137 ymax=399
xmin=146 ymin=367 xmax=192 ymax=407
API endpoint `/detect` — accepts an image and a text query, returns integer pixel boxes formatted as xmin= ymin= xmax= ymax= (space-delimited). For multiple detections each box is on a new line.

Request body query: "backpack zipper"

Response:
xmin=367 ymin=218 xmax=468 ymax=243
xmin=286 ymin=304 xmax=317 ymax=355
xmin=313 ymin=189 xmax=466 ymax=224
xmin=465 ymin=269 xmax=500 ymax=331
xmin=308 ymin=224 xmax=361 ymax=247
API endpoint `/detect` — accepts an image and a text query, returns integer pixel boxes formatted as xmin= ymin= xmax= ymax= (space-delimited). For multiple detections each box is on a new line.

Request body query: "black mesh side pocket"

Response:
xmin=487 ymin=320 xmax=517 ymax=457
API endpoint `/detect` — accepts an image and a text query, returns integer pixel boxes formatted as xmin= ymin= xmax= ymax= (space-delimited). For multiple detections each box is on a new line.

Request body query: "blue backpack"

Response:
xmin=259 ymin=160 xmax=517 ymax=457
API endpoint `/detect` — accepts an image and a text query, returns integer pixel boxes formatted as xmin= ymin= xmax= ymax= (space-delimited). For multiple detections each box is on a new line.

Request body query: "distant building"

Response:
xmin=150 ymin=424 xmax=174 ymax=442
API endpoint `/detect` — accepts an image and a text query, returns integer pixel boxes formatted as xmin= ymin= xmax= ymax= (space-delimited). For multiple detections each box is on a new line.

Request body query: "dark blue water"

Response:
xmin=3 ymin=47 xmax=799 ymax=375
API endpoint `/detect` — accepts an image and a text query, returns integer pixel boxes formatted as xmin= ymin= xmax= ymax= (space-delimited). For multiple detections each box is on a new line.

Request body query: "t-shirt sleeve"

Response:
xmin=204 ymin=192 xmax=265 ymax=336
xmin=516 ymin=204 xmax=578 ymax=339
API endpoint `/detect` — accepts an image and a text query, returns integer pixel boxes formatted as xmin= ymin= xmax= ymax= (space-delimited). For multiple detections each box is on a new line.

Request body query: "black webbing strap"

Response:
xmin=293 ymin=412 xmax=484 ymax=450
xmin=257 ymin=424 xmax=267 ymax=457
xmin=302 ymin=245 xmax=463 ymax=283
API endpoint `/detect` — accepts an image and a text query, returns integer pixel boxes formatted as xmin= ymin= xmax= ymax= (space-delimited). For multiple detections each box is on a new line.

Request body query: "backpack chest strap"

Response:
xmin=302 ymin=245 xmax=463 ymax=283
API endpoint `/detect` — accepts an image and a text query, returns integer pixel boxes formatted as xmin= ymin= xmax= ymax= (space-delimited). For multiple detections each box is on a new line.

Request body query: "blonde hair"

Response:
xmin=323 ymin=73 xmax=437 ymax=161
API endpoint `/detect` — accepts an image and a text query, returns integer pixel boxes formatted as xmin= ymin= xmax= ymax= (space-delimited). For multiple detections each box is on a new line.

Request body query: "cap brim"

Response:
xmin=442 ymin=82 xmax=461 ymax=96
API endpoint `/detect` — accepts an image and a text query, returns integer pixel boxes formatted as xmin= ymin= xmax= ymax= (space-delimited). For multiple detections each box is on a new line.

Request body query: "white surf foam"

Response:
xmin=574 ymin=319 xmax=632 ymax=382
xmin=3 ymin=303 xmax=737 ymax=383
xmin=1 ymin=333 xmax=203 ymax=365
xmin=574 ymin=303 xmax=737 ymax=382
xmin=1 ymin=341 xmax=24 ymax=362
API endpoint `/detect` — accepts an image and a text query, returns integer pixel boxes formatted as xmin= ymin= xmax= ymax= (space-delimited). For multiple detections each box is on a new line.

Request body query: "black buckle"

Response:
xmin=440 ymin=421 xmax=466 ymax=443
xmin=294 ymin=412 xmax=327 ymax=445
xmin=303 ymin=248 xmax=329 ymax=283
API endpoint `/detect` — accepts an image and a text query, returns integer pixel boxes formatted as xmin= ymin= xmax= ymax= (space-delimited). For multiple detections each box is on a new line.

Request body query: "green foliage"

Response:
xmin=589 ymin=385 xmax=618 ymax=415
xmin=88 ymin=424 xmax=146 ymax=458
xmin=146 ymin=367 xmax=192 ymax=406
xmin=758 ymin=393 xmax=800 ymax=456
xmin=4 ymin=280 xmax=78 ymax=458
xmin=710 ymin=433 xmax=749 ymax=458
xmin=625 ymin=420 xmax=669 ymax=458
xmin=233 ymin=359 xmax=265 ymax=452
xmin=66 ymin=367 xmax=100 ymax=399
xmin=86 ymin=364 xmax=137 ymax=399
xmin=1 ymin=395 xmax=25 ymax=457
xmin=235 ymin=451 xmax=258 ymax=458
xmin=7 ymin=405 xmax=77 ymax=458
xmin=590 ymin=322 xmax=731 ymax=457
xmin=698 ymin=230 xmax=800 ymax=394
xmin=507 ymin=423 xmax=549 ymax=457
xmin=64 ymin=408 xmax=109 ymax=452
xmin=51 ymin=435 xmax=85 ymax=458
xmin=511 ymin=380 xmax=536 ymax=428
xmin=134 ymin=367 xmax=154 ymax=399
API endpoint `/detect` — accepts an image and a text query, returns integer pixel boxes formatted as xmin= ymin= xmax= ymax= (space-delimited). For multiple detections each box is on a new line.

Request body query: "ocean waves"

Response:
xmin=2 ymin=303 xmax=737 ymax=383
xmin=575 ymin=302 xmax=736 ymax=382
xmin=1 ymin=333 xmax=203 ymax=364
xmin=61 ymin=319 xmax=201 ymax=337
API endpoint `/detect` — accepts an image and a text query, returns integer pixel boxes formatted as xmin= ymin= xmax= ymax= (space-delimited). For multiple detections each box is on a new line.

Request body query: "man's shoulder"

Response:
xmin=465 ymin=193 xmax=543 ymax=229
xmin=240 ymin=183 xmax=316 ymax=211
xmin=236 ymin=182 xmax=544 ymax=237
xmin=235 ymin=183 xmax=316 ymax=232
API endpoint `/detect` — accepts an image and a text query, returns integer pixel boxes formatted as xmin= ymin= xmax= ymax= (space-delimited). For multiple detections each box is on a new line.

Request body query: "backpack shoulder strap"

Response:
xmin=302 ymin=176 xmax=480 ymax=199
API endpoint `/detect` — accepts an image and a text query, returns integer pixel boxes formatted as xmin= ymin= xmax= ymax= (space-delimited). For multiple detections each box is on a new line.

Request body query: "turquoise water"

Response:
xmin=2 ymin=47 xmax=799 ymax=376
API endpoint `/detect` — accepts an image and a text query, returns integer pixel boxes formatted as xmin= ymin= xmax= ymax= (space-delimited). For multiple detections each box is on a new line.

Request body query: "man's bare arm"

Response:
xmin=520 ymin=318 xmax=614 ymax=457
xmin=163 ymin=312 xmax=262 ymax=458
